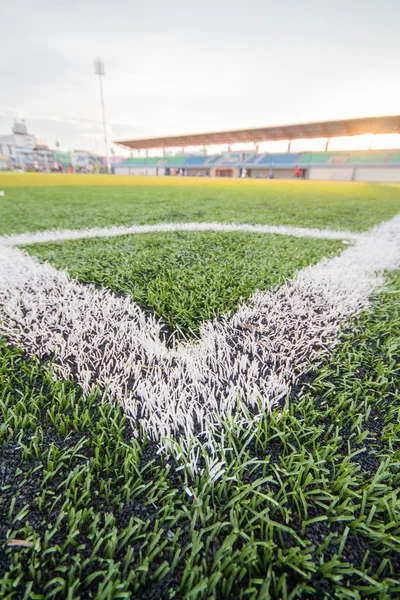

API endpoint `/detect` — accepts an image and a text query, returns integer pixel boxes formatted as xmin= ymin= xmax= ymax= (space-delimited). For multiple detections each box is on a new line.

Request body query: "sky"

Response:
xmin=1 ymin=0 xmax=399 ymax=155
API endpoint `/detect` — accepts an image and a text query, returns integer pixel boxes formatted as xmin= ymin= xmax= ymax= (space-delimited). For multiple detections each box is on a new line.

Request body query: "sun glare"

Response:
xmin=123 ymin=133 xmax=400 ymax=158
xmin=328 ymin=134 xmax=373 ymax=151
xmin=370 ymin=134 xmax=400 ymax=150
xmin=290 ymin=138 xmax=327 ymax=152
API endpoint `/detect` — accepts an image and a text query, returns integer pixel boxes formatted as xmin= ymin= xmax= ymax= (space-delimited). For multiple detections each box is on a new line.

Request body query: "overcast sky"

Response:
xmin=1 ymin=0 xmax=399 ymax=154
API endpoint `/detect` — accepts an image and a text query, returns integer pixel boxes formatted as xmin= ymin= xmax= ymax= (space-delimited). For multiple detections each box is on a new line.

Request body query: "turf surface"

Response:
xmin=1 ymin=175 xmax=400 ymax=235
xmin=1 ymin=176 xmax=400 ymax=598
xmin=1 ymin=272 xmax=399 ymax=599
xmin=25 ymin=232 xmax=343 ymax=338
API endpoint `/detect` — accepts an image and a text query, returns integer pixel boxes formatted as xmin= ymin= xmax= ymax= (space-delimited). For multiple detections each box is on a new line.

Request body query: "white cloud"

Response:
xmin=1 ymin=1 xmax=400 ymax=153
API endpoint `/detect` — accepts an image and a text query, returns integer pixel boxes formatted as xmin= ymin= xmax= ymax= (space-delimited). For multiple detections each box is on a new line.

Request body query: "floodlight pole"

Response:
xmin=94 ymin=58 xmax=111 ymax=173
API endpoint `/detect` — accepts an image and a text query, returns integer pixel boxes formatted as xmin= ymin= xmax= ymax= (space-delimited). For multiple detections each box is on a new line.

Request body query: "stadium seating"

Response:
xmin=256 ymin=153 xmax=300 ymax=165
xmin=118 ymin=158 xmax=147 ymax=167
xmin=389 ymin=151 xmax=400 ymax=164
xmin=297 ymin=150 xmax=393 ymax=165
xmin=215 ymin=153 xmax=243 ymax=166
xmin=206 ymin=156 xmax=223 ymax=165
xmin=117 ymin=149 xmax=400 ymax=172
xmin=309 ymin=153 xmax=335 ymax=164
xmin=118 ymin=157 xmax=160 ymax=167
xmin=186 ymin=156 xmax=210 ymax=166
xmin=297 ymin=153 xmax=313 ymax=164
xmin=347 ymin=151 xmax=389 ymax=164
xmin=298 ymin=152 xmax=350 ymax=165
xmin=164 ymin=156 xmax=186 ymax=166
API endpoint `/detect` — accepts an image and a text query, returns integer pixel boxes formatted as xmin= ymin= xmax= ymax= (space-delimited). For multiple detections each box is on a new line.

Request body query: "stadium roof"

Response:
xmin=116 ymin=115 xmax=400 ymax=150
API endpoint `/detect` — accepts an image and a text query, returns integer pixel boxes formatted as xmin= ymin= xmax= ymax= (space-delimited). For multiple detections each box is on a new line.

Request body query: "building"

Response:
xmin=34 ymin=144 xmax=55 ymax=171
xmin=0 ymin=120 xmax=36 ymax=170
xmin=0 ymin=121 xmax=58 ymax=171
xmin=71 ymin=150 xmax=91 ymax=172
xmin=115 ymin=116 xmax=400 ymax=182
xmin=0 ymin=154 xmax=10 ymax=171
xmin=54 ymin=151 xmax=72 ymax=170
xmin=0 ymin=120 xmax=117 ymax=172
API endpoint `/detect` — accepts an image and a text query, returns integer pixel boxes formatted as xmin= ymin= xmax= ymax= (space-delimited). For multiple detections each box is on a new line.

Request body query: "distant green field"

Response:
xmin=0 ymin=174 xmax=400 ymax=235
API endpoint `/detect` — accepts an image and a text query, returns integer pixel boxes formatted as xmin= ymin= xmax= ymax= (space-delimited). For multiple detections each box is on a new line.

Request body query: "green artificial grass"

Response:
xmin=1 ymin=272 xmax=400 ymax=599
xmin=1 ymin=179 xmax=400 ymax=236
xmin=25 ymin=231 xmax=343 ymax=338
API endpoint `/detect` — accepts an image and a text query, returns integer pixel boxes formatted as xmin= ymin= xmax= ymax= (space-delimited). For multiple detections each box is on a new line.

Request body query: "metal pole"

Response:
xmin=368 ymin=135 xmax=374 ymax=151
xmin=98 ymin=74 xmax=110 ymax=173
xmin=94 ymin=59 xmax=110 ymax=173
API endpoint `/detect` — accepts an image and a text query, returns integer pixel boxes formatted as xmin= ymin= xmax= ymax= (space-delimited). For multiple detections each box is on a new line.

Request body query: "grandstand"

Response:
xmin=115 ymin=115 xmax=400 ymax=182
xmin=114 ymin=149 xmax=400 ymax=181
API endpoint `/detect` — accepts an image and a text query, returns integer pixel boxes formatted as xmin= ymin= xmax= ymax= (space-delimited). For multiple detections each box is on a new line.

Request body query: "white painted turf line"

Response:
xmin=0 ymin=216 xmax=399 ymax=474
xmin=0 ymin=221 xmax=362 ymax=247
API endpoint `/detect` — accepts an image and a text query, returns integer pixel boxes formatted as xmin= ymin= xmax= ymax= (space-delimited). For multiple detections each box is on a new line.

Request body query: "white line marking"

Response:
xmin=0 ymin=216 xmax=399 ymax=473
xmin=0 ymin=221 xmax=363 ymax=247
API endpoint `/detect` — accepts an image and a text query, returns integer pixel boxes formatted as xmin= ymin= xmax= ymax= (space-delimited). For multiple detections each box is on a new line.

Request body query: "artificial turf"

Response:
xmin=1 ymin=175 xmax=400 ymax=235
xmin=1 ymin=176 xmax=400 ymax=598
xmin=25 ymin=231 xmax=343 ymax=338
xmin=1 ymin=271 xmax=399 ymax=599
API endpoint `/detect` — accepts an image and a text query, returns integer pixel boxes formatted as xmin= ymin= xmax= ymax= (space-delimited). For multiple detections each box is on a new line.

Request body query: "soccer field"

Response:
xmin=1 ymin=176 xmax=400 ymax=599
xmin=1 ymin=173 xmax=400 ymax=234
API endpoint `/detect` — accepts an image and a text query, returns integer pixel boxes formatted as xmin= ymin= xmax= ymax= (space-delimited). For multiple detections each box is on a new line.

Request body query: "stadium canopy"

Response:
xmin=116 ymin=115 xmax=400 ymax=151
